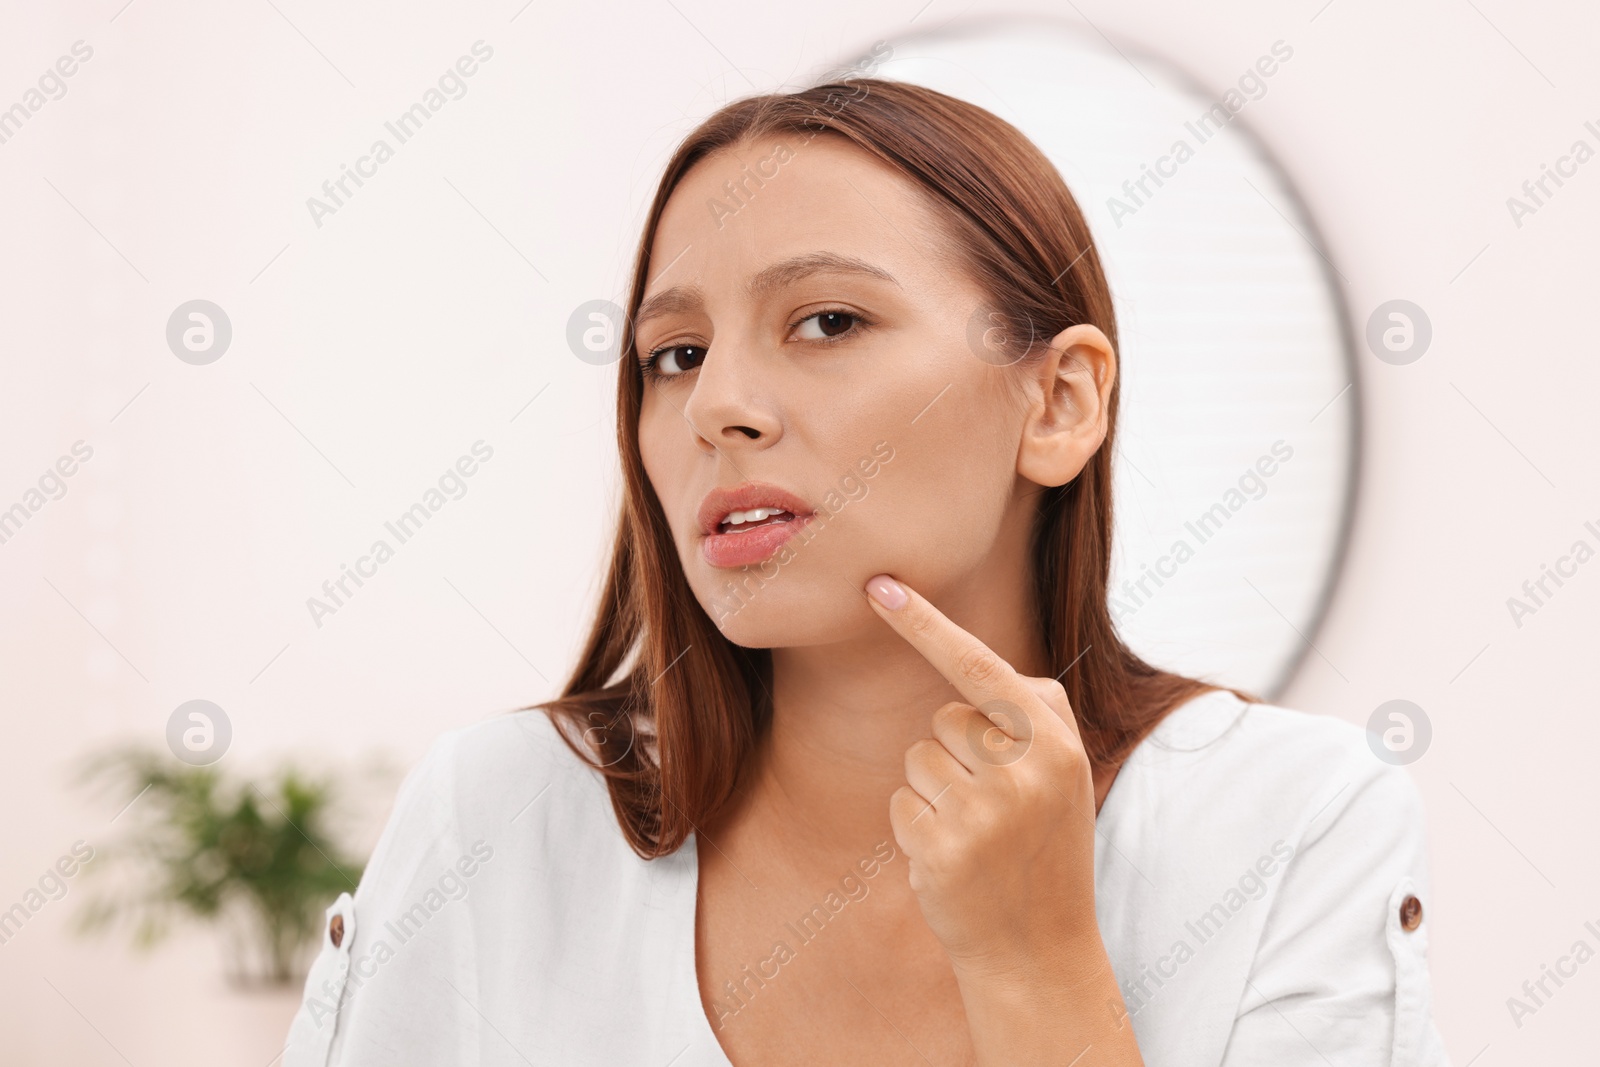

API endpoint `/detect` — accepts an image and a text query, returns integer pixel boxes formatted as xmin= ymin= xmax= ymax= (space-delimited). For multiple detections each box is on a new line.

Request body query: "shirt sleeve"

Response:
xmin=1219 ymin=760 xmax=1451 ymax=1067
xmin=281 ymin=730 xmax=463 ymax=1067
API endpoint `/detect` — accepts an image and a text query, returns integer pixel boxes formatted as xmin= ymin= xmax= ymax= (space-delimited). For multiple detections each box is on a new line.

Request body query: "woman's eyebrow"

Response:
xmin=634 ymin=252 xmax=900 ymax=330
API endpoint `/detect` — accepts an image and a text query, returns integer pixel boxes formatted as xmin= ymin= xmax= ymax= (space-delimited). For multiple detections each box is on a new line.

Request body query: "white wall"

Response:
xmin=0 ymin=0 xmax=1595 ymax=1062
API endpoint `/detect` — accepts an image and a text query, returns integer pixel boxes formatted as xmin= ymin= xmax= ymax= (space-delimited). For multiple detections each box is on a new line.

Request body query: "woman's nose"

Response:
xmin=680 ymin=344 xmax=781 ymax=451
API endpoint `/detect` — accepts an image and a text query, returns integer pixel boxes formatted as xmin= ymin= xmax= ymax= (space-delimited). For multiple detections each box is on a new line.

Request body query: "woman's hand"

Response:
xmin=864 ymin=572 xmax=1096 ymax=973
xmin=864 ymin=573 xmax=1143 ymax=1066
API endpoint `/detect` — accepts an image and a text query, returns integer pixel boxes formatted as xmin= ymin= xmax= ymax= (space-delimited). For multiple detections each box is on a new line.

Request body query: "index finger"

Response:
xmin=863 ymin=573 xmax=1038 ymax=731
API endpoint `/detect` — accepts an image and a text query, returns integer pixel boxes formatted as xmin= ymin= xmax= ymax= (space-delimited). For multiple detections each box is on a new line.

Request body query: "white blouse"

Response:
xmin=282 ymin=688 xmax=1452 ymax=1066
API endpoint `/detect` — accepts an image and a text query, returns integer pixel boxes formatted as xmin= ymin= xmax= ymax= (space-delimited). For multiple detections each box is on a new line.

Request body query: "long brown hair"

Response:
xmin=533 ymin=77 xmax=1257 ymax=859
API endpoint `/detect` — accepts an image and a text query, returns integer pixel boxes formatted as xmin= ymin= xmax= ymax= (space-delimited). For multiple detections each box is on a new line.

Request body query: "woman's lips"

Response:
xmin=696 ymin=480 xmax=816 ymax=570
xmin=701 ymin=511 xmax=813 ymax=569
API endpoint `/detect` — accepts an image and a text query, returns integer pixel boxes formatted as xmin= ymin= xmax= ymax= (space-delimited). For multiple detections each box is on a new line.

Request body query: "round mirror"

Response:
xmin=849 ymin=19 xmax=1358 ymax=698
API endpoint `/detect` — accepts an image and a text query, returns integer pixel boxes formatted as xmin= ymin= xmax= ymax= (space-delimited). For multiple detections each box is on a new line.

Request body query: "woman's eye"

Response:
xmin=647 ymin=344 xmax=707 ymax=377
xmin=793 ymin=310 xmax=859 ymax=341
xmin=643 ymin=311 xmax=863 ymax=378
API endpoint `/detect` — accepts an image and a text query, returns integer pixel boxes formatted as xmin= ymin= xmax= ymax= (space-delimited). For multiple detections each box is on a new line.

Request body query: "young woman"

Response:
xmin=284 ymin=78 xmax=1450 ymax=1066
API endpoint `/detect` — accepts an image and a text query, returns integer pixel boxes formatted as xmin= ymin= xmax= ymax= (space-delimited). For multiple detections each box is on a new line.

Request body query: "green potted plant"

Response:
xmin=74 ymin=746 xmax=367 ymax=987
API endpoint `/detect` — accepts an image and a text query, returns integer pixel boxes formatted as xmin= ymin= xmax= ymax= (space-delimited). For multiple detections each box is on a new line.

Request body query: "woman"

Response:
xmin=284 ymin=78 xmax=1450 ymax=1066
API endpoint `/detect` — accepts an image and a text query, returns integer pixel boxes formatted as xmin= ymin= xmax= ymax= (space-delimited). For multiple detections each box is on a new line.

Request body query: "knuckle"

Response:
xmin=1050 ymin=732 xmax=1088 ymax=771
xmin=955 ymin=644 xmax=1005 ymax=686
xmin=988 ymin=700 xmax=1031 ymax=737
xmin=890 ymin=785 xmax=927 ymax=828
xmin=968 ymin=722 xmax=1018 ymax=764
xmin=906 ymin=608 xmax=939 ymax=640
xmin=905 ymin=737 xmax=943 ymax=769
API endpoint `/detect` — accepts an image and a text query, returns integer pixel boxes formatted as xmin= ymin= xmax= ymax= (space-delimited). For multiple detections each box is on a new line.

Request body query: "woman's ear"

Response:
xmin=1016 ymin=323 xmax=1117 ymax=487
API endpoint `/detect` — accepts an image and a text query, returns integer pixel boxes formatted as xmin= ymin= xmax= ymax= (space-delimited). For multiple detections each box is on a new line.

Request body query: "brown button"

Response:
xmin=1399 ymin=894 xmax=1423 ymax=932
xmin=329 ymin=913 xmax=345 ymax=948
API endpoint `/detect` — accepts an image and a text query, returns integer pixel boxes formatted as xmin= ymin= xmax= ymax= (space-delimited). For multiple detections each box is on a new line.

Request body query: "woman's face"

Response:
xmin=635 ymin=132 xmax=1045 ymax=649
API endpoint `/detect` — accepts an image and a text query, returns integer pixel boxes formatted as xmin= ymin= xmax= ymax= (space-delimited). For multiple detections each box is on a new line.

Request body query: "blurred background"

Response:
xmin=1 ymin=0 xmax=1596 ymax=1063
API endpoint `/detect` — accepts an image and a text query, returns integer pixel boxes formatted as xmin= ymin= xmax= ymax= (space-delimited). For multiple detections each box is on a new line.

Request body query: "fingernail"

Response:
xmin=866 ymin=574 xmax=907 ymax=610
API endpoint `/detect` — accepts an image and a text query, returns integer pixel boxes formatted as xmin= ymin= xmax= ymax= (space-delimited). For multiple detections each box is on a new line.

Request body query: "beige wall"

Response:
xmin=0 ymin=0 xmax=1595 ymax=1062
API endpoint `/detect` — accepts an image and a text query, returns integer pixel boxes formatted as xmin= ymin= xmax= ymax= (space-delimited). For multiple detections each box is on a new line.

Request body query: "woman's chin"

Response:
xmin=697 ymin=581 xmax=878 ymax=650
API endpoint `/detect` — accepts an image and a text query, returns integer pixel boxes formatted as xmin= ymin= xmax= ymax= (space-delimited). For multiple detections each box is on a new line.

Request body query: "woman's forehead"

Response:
xmin=646 ymin=139 xmax=958 ymax=305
